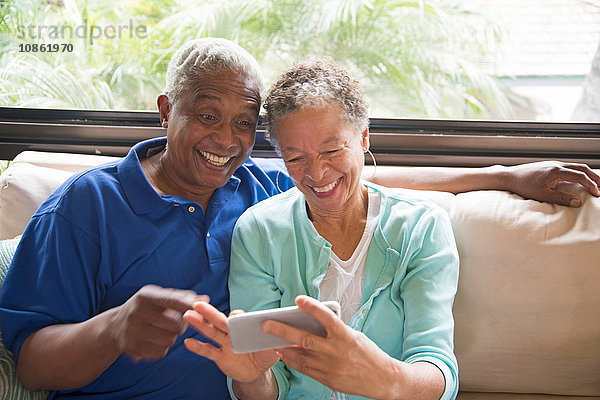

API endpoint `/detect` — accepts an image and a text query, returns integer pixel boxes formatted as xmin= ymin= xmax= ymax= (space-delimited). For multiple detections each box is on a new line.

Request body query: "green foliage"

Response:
xmin=0 ymin=160 xmax=9 ymax=175
xmin=0 ymin=0 xmax=515 ymax=118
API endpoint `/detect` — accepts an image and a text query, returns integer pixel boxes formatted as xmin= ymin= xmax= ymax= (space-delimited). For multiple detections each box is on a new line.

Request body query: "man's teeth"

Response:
xmin=311 ymin=179 xmax=339 ymax=193
xmin=199 ymin=150 xmax=231 ymax=166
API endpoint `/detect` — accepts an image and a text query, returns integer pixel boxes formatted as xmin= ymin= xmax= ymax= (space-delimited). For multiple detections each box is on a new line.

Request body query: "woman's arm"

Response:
xmin=265 ymin=296 xmax=446 ymax=400
xmin=365 ymin=161 xmax=600 ymax=207
xmin=396 ymin=206 xmax=459 ymax=399
xmin=231 ymin=371 xmax=279 ymax=400
xmin=263 ymin=202 xmax=460 ymax=399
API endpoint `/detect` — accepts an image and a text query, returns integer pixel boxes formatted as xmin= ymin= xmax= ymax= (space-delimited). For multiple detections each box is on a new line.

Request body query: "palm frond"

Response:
xmin=0 ymin=52 xmax=114 ymax=109
xmin=0 ymin=0 xmax=523 ymax=118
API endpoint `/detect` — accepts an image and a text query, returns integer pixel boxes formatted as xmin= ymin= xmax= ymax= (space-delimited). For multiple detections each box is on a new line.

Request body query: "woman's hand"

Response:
xmin=262 ymin=296 xmax=444 ymax=399
xmin=504 ymin=161 xmax=600 ymax=207
xmin=183 ymin=301 xmax=280 ymax=383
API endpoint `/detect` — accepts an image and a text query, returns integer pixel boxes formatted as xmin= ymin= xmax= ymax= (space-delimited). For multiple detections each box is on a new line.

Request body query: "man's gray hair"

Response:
xmin=263 ymin=59 xmax=369 ymax=154
xmin=164 ymin=37 xmax=264 ymax=104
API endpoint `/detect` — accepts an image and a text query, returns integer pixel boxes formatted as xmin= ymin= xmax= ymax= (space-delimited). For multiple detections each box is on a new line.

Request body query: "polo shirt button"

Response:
xmin=188 ymin=206 xmax=195 ymax=213
xmin=362 ymin=308 xmax=368 ymax=314
xmin=206 ymin=232 xmax=210 ymax=238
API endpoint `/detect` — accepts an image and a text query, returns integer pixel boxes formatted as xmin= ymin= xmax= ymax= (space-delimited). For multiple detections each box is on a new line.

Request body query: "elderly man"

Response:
xmin=0 ymin=38 xmax=598 ymax=399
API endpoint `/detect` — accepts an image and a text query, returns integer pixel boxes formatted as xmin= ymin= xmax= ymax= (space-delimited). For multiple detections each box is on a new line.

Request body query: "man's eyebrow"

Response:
xmin=188 ymin=91 xmax=259 ymax=114
xmin=245 ymin=103 xmax=260 ymax=115
xmin=190 ymin=92 xmax=221 ymax=103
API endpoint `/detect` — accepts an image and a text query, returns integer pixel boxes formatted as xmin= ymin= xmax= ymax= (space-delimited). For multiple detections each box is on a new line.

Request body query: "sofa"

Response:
xmin=0 ymin=150 xmax=599 ymax=400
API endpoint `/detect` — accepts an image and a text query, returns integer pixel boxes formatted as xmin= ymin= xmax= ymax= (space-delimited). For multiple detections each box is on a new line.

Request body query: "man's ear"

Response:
xmin=361 ymin=128 xmax=370 ymax=152
xmin=157 ymin=95 xmax=171 ymax=127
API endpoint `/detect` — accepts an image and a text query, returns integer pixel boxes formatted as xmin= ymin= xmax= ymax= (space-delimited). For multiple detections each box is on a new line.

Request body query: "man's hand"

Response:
xmin=505 ymin=161 xmax=600 ymax=207
xmin=17 ymin=284 xmax=206 ymax=390
xmin=110 ymin=284 xmax=206 ymax=361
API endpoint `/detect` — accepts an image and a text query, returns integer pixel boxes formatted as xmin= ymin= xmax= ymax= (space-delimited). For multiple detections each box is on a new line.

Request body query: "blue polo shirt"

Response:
xmin=0 ymin=137 xmax=293 ymax=399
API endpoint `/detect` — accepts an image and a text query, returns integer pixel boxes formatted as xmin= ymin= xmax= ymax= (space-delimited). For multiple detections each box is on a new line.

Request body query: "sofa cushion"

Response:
xmin=418 ymin=187 xmax=600 ymax=396
xmin=0 ymin=163 xmax=74 ymax=240
xmin=1 ymin=150 xmax=599 ymax=397
xmin=0 ymin=151 xmax=121 ymax=241
xmin=0 ymin=235 xmax=50 ymax=400
xmin=12 ymin=151 xmax=119 ymax=174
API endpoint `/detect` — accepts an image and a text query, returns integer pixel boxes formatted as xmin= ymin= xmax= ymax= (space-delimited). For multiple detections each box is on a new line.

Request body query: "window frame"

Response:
xmin=1 ymin=107 xmax=599 ymax=167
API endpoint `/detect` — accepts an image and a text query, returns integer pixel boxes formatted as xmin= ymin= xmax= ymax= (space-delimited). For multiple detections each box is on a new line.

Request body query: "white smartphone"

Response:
xmin=227 ymin=301 xmax=341 ymax=354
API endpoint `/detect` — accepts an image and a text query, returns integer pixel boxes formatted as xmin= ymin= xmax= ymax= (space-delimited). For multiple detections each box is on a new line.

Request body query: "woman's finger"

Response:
xmin=277 ymin=347 xmax=329 ymax=382
xmin=229 ymin=309 xmax=245 ymax=317
xmin=192 ymin=301 xmax=230 ymax=332
xmin=183 ymin=338 xmax=221 ymax=361
xmin=294 ymin=295 xmax=343 ymax=334
xmin=184 ymin=310 xmax=229 ymax=347
xmin=262 ymin=319 xmax=326 ymax=352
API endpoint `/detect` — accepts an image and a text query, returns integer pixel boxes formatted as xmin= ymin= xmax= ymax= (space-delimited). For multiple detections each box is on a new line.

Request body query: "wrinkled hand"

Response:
xmin=264 ymin=296 xmax=397 ymax=398
xmin=184 ymin=301 xmax=280 ymax=383
xmin=110 ymin=284 xmax=205 ymax=361
xmin=505 ymin=161 xmax=600 ymax=207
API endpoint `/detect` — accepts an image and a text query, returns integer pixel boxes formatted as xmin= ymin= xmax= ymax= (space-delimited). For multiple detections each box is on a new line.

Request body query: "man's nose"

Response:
xmin=210 ymin=121 xmax=236 ymax=148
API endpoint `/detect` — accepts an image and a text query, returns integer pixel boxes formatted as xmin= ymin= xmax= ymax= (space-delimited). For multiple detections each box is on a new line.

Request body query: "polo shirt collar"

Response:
xmin=118 ymin=137 xmax=242 ymax=216
xmin=118 ymin=137 xmax=170 ymax=215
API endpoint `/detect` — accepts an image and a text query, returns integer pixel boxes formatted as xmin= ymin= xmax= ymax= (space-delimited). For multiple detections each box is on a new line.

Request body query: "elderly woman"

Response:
xmin=185 ymin=59 xmax=460 ymax=400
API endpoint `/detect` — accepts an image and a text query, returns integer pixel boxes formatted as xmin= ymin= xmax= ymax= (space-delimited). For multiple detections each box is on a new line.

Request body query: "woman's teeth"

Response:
xmin=311 ymin=179 xmax=340 ymax=193
xmin=199 ymin=150 xmax=231 ymax=166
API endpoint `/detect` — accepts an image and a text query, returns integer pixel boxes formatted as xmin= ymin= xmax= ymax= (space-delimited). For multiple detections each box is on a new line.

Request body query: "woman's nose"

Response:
xmin=306 ymin=157 xmax=326 ymax=181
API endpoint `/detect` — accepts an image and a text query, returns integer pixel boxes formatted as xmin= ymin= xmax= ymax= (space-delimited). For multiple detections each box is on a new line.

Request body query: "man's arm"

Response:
xmin=17 ymin=309 xmax=120 ymax=390
xmin=365 ymin=161 xmax=600 ymax=207
xmin=17 ymin=285 xmax=202 ymax=391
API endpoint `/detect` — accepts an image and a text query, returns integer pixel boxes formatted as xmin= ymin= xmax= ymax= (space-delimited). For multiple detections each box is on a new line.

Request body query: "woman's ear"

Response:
xmin=157 ymin=95 xmax=171 ymax=128
xmin=361 ymin=128 xmax=370 ymax=152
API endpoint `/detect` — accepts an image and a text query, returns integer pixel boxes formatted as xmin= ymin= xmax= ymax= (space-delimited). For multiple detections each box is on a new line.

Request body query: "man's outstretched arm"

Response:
xmin=365 ymin=161 xmax=600 ymax=207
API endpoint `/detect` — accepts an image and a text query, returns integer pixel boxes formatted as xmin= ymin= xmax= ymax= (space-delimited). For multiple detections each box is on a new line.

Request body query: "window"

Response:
xmin=1 ymin=0 xmax=599 ymax=166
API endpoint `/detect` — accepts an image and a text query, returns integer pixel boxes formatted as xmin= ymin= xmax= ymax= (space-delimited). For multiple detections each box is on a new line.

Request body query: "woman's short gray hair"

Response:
xmin=164 ymin=37 xmax=264 ymax=104
xmin=263 ymin=59 xmax=369 ymax=153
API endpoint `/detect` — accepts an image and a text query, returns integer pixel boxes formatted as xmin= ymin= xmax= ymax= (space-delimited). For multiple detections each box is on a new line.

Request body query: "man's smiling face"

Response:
xmin=161 ymin=69 xmax=261 ymax=195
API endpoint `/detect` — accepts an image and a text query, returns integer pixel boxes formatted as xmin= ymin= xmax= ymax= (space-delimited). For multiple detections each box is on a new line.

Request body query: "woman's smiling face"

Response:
xmin=275 ymin=105 xmax=369 ymax=214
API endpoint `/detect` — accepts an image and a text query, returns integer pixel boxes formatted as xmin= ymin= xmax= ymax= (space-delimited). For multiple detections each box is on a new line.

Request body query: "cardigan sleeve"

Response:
xmin=399 ymin=206 xmax=460 ymax=400
xmin=227 ymin=209 xmax=292 ymax=400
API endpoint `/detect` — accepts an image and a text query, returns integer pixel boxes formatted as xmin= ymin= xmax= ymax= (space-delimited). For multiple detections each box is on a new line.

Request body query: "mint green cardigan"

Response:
xmin=228 ymin=182 xmax=459 ymax=400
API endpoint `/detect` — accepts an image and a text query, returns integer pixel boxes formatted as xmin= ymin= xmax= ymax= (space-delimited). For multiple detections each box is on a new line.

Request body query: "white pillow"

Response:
xmin=13 ymin=151 xmax=120 ymax=173
xmin=0 ymin=163 xmax=73 ymax=240
xmin=421 ymin=188 xmax=600 ymax=396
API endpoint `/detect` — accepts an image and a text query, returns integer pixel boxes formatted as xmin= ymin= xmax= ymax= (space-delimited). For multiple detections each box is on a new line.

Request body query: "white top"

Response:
xmin=319 ymin=189 xmax=381 ymax=324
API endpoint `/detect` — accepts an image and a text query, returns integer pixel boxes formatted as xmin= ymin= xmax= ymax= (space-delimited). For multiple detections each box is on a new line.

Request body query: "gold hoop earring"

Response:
xmin=365 ymin=149 xmax=377 ymax=179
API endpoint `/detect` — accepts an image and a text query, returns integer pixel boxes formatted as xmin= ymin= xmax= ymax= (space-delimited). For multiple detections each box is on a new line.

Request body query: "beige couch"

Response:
xmin=0 ymin=151 xmax=599 ymax=399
